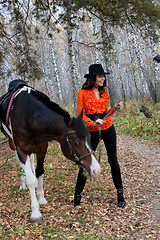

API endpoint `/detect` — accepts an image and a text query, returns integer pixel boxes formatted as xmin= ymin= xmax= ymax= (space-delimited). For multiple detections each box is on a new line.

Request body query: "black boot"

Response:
xmin=74 ymin=168 xmax=87 ymax=206
xmin=117 ymin=188 xmax=125 ymax=208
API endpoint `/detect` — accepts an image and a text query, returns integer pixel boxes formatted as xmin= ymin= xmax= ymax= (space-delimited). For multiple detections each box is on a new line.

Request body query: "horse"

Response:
xmin=0 ymin=80 xmax=101 ymax=222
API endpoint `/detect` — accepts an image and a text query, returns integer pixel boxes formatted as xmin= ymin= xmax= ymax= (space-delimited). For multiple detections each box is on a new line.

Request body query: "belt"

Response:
xmin=87 ymin=112 xmax=107 ymax=122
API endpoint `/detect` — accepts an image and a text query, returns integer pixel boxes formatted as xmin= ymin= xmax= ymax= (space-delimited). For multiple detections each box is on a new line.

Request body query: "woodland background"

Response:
xmin=0 ymin=0 xmax=160 ymax=114
xmin=0 ymin=1 xmax=160 ymax=239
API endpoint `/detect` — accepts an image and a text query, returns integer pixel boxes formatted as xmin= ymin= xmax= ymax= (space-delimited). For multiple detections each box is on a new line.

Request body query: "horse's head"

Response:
xmin=64 ymin=110 xmax=101 ymax=178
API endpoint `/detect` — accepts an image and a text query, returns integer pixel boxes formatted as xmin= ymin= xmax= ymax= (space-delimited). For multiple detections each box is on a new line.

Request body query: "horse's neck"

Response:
xmin=36 ymin=113 xmax=66 ymax=141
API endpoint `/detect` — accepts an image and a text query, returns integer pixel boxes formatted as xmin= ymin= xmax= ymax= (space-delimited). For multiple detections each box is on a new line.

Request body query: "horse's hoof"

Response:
xmin=117 ymin=189 xmax=125 ymax=208
xmin=39 ymin=198 xmax=47 ymax=205
xmin=19 ymin=185 xmax=27 ymax=190
xmin=118 ymin=201 xmax=125 ymax=208
xmin=30 ymin=215 xmax=42 ymax=223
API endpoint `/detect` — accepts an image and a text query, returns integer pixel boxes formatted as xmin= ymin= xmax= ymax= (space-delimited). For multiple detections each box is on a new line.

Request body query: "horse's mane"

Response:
xmin=31 ymin=90 xmax=88 ymax=138
xmin=31 ymin=89 xmax=69 ymax=117
xmin=71 ymin=117 xmax=89 ymax=138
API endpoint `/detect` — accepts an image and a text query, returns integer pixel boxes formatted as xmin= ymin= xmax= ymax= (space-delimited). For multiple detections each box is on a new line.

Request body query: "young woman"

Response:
xmin=74 ymin=63 xmax=125 ymax=208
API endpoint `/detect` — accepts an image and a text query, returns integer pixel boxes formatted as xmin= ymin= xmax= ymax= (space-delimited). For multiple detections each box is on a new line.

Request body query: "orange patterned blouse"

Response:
xmin=77 ymin=89 xmax=116 ymax=132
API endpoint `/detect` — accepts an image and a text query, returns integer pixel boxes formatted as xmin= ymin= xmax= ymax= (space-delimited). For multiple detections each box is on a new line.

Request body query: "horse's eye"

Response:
xmin=74 ymin=140 xmax=80 ymax=145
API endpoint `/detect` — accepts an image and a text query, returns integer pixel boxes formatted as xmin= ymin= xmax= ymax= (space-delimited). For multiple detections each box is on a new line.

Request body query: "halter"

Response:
xmin=65 ymin=126 xmax=94 ymax=164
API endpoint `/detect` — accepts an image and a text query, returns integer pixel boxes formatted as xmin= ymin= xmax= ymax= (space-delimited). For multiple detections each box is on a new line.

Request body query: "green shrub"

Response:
xmin=113 ymin=100 xmax=160 ymax=144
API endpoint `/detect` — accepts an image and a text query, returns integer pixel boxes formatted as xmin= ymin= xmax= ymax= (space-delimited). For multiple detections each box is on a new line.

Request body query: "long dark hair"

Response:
xmin=82 ymin=75 xmax=107 ymax=95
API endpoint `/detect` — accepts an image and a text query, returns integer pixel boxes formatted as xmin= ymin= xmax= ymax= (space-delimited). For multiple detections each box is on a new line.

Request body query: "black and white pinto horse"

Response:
xmin=0 ymin=80 xmax=101 ymax=222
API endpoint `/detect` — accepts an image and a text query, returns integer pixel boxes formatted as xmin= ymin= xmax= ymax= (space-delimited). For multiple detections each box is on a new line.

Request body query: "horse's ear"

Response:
xmin=64 ymin=113 xmax=71 ymax=126
xmin=78 ymin=109 xmax=83 ymax=120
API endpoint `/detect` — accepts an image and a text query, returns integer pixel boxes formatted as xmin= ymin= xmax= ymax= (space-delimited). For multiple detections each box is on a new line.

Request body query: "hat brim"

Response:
xmin=84 ymin=72 xmax=110 ymax=78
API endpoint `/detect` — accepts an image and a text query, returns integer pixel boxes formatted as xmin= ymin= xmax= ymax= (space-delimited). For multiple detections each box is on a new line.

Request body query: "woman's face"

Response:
xmin=95 ymin=75 xmax=105 ymax=87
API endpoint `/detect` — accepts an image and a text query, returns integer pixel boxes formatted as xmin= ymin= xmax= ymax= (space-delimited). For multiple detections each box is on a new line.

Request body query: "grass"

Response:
xmin=112 ymin=99 xmax=160 ymax=144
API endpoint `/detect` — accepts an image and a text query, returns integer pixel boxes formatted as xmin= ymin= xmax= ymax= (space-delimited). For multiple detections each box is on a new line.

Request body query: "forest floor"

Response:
xmin=0 ymin=133 xmax=159 ymax=240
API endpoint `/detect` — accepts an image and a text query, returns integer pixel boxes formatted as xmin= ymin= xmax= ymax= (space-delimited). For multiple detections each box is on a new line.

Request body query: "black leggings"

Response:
xmin=90 ymin=124 xmax=123 ymax=189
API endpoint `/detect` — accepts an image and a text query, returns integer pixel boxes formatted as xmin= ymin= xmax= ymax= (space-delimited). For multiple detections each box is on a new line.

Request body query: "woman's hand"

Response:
xmin=94 ymin=119 xmax=104 ymax=126
xmin=117 ymin=101 xmax=123 ymax=109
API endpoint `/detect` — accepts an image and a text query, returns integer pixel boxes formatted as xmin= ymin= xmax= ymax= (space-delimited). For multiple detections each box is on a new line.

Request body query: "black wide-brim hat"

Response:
xmin=84 ymin=64 xmax=110 ymax=78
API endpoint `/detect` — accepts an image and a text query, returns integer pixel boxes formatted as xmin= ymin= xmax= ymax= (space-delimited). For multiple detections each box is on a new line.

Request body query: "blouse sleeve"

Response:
xmin=77 ymin=90 xmax=94 ymax=128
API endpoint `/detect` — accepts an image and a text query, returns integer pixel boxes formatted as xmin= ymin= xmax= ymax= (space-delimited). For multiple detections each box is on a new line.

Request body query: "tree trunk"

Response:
xmin=101 ymin=22 xmax=120 ymax=106
xmin=131 ymin=31 xmax=157 ymax=103
xmin=91 ymin=16 xmax=99 ymax=63
xmin=67 ymin=25 xmax=78 ymax=115
xmin=48 ymin=37 xmax=63 ymax=104
xmin=149 ymin=38 xmax=160 ymax=103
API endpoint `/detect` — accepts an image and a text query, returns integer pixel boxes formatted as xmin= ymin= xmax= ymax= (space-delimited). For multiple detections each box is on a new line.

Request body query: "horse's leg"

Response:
xmin=13 ymin=151 xmax=27 ymax=190
xmin=15 ymin=153 xmax=35 ymax=190
xmin=8 ymin=138 xmax=27 ymax=190
xmin=37 ymin=174 xmax=47 ymax=205
xmin=17 ymin=148 xmax=42 ymax=222
xmin=30 ymin=153 xmax=35 ymax=174
xmin=36 ymin=145 xmax=48 ymax=205
xmin=74 ymin=167 xmax=87 ymax=206
xmin=30 ymin=154 xmax=38 ymax=188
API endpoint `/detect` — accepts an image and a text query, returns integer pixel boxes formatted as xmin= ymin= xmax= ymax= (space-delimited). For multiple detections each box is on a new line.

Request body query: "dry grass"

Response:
xmin=0 ymin=132 xmax=159 ymax=239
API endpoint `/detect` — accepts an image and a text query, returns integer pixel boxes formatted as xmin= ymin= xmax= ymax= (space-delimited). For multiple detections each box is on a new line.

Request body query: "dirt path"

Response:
xmin=117 ymin=134 xmax=160 ymax=238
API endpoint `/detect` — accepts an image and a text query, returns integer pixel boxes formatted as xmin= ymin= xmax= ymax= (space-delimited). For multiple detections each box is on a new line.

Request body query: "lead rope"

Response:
xmin=0 ymin=154 xmax=15 ymax=169
xmin=83 ymin=103 xmax=120 ymax=164
xmin=98 ymin=125 xmax=101 ymax=163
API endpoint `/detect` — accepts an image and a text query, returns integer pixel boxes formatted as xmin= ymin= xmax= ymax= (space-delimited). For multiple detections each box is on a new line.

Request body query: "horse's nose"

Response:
xmin=90 ymin=156 xmax=101 ymax=178
xmin=91 ymin=167 xmax=101 ymax=178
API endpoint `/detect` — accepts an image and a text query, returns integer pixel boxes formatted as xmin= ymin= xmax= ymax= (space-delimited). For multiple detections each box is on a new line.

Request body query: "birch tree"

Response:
xmin=125 ymin=28 xmax=141 ymax=99
xmin=91 ymin=16 xmax=99 ymax=63
xmin=65 ymin=3 xmax=82 ymax=114
xmin=130 ymin=31 xmax=157 ymax=103
xmin=149 ymin=37 xmax=160 ymax=102
xmin=1 ymin=0 xmax=160 ymax=82
xmin=48 ymin=36 xmax=63 ymax=103
xmin=101 ymin=21 xmax=119 ymax=106
xmin=67 ymin=25 xmax=78 ymax=114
